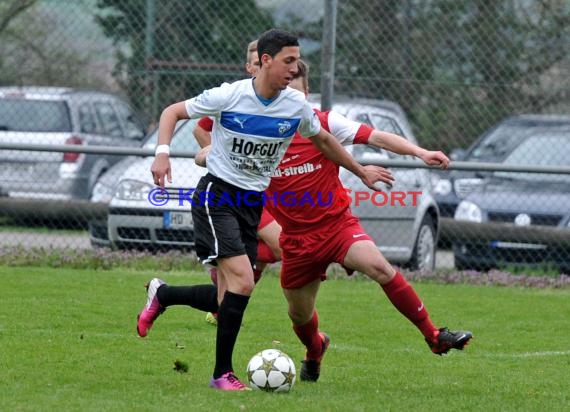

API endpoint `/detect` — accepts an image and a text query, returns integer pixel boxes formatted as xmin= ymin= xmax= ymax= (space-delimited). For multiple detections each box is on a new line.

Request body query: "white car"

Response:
xmin=92 ymin=98 xmax=440 ymax=271
xmin=89 ymin=119 xmax=206 ymax=249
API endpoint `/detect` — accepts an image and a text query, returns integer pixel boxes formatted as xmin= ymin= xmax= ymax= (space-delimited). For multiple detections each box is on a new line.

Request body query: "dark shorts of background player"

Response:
xmin=192 ymin=173 xmax=263 ymax=267
xmin=279 ymin=213 xmax=373 ymax=289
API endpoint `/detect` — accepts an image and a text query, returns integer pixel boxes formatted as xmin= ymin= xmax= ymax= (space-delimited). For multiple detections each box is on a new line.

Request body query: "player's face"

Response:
xmin=246 ymin=52 xmax=261 ymax=77
xmin=263 ymin=46 xmax=300 ymax=90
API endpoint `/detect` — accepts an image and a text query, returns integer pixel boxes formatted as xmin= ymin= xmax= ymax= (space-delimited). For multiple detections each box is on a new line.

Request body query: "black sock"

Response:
xmin=213 ymin=291 xmax=250 ymax=378
xmin=156 ymin=284 xmax=218 ymax=313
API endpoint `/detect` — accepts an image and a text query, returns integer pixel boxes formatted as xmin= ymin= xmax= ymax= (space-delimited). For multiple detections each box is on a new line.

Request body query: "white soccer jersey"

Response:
xmin=185 ymin=78 xmax=321 ymax=191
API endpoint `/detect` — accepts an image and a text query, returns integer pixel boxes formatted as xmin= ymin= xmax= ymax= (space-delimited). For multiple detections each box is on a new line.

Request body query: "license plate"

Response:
xmin=163 ymin=211 xmax=193 ymax=228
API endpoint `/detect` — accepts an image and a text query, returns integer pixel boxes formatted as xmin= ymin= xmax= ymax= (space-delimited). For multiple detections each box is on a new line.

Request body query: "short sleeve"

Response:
xmin=184 ymin=82 xmax=231 ymax=118
xmin=297 ymin=101 xmax=321 ymax=137
xmin=198 ymin=116 xmax=214 ymax=132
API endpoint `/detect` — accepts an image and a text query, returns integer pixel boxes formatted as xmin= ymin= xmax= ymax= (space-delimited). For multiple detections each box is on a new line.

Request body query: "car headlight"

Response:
xmin=430 ymin=174 xmax=452 ymax=196
xmin=454 ymin=200 xmax=483 ymax=223
xmin=91 ymin=181 xmax=115 ymax=203
xmin=114 ymin=179 xmax=154 ymax=201
xmin=454 ymin=178 xmax=483 ymax=199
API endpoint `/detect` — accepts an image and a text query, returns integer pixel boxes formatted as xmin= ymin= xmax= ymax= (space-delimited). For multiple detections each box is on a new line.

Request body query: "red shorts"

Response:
xmin=279 ymin=216 xmax=373 ymax=289
xmin=258 ymin=209 xmax=276 ymax=231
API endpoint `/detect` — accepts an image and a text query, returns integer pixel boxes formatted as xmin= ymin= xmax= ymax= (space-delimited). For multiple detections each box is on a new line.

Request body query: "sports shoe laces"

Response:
xmin=225 ymin=373 xmax=247 ymax=389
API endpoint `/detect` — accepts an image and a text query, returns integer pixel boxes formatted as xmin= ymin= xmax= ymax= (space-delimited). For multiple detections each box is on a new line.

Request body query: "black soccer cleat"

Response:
xmin=300 ymin=332 xmax=330 ymax=382
xmin=426 ymin=327 xmax=473 ymax=355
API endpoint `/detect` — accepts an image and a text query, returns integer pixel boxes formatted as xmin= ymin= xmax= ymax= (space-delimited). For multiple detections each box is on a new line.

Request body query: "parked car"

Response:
xmin=92 ymin=97 xmax=440 ymax=271
xmin=452 ymin=130 xmax=570 ymax=272
xmin=0 ymin=86 xmax=146 ymax=200
xmin=431 ymin=114 xmax=570 ymax=218
xmin=89 ymin=118 xmax=206 ymax=249
xmin=314 ymin=96 xmax=440 ymax=271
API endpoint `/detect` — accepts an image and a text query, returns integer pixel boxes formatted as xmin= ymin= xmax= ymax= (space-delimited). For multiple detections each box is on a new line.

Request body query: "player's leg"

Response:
xmin=194 ymin=174 xmax=260 ymax=390
xmin=342 ymin=234 xmax=472 ymax=355
xmin=257 ymin=215 xmax=282 ymax=262
xmin=254 ymin=210 xmax=282 ymax=282
xmin=136 ymin=280 xmax=218 ymax=337
xmin=280 ymin=233 xmax=330 ymax=382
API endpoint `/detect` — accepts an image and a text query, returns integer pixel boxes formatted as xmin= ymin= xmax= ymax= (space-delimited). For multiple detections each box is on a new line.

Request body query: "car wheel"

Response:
xmin=407 ymin=214 xmax=436 ymax=271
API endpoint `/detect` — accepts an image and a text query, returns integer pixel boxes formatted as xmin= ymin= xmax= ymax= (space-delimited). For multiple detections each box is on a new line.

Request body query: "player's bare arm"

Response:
xmin=368 ymin=131 xmax=450 ymax=169
xmin=151 ymin=101 xmax=189 ymax=187
xmin=309 ymin=129 xmax=394 ymax=190
xmin=193 ymin=124 xmax=212 ymax=148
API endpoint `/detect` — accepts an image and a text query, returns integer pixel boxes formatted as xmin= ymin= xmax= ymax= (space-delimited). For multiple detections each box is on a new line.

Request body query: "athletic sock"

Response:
xmin=380 ymin=272 xmax=438 ymax=341
xmin=292 ymin=311 xmax=323 ymax=360
xmin=156 ymin=284 xmax=218 ymax=313
xmin=213 ymin=291 xmax=250 ymax=378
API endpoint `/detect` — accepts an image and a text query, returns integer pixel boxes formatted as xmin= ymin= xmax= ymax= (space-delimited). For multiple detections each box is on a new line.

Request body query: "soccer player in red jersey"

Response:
xmin=197 ymin=59 xmax=473 ymax=382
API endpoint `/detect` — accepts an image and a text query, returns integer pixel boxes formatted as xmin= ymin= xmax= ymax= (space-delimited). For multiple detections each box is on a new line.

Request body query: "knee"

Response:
xmin=366 ymin=263 xmax=396 ymax=285
xmin=288 ymin=306 xmax=313 ymax=325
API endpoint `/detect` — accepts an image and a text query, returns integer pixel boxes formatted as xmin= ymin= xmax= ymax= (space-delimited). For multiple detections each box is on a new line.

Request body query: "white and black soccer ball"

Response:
xmin=246 ymin=349 xmax=296 ymax=393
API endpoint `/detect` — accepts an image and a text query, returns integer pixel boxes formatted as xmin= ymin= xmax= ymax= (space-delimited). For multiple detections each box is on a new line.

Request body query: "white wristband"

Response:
xmin=155 ymin=144 xmax=170 ymax=155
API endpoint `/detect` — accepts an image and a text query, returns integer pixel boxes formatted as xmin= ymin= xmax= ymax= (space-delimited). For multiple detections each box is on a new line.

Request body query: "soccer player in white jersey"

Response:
xmin=136 ymin=29 xmax=392 ymax=391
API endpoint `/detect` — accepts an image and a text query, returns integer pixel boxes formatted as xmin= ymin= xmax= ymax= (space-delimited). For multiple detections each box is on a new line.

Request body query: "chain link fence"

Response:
xmin=0 ymin=0 xmax=569 ymax=273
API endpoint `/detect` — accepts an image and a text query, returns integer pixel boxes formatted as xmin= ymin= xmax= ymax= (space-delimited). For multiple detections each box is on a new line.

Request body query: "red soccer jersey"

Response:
xmin=264 ymin=109 xmax=373 ymax=233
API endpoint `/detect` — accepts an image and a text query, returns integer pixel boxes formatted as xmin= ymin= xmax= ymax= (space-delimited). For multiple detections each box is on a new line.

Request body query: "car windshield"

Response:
xmin=144 ymin=119 xmax=202 ymax=152
xmin=469 ymin=119 xmax=570 ymax=162
xmin=495 ymin=133 xmax=570 ymax=183
xmin=0 ymin=99 xmax=72 ymax=132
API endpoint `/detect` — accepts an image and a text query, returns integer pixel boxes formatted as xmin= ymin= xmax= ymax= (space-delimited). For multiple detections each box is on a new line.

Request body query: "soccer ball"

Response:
xmin=246 ymin=349 xmax=296 ymax=392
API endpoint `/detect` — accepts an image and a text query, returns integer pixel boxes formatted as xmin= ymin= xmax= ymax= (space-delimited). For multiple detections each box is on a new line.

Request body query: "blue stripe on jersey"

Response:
xmin=220 ymin=111 xmax=300 ymax=138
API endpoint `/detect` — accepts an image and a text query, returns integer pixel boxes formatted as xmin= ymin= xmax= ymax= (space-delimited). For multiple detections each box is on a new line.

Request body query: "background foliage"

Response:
xmin=0 ymin=0 xmax=567 ymax=149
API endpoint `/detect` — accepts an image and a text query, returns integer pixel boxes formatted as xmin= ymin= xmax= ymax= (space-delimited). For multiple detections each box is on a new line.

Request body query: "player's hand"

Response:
xmin=360 ymin=165 xmax=395 ymax=191
xmin=150 ymin=154 xmax=172 ymax=188
xmin=419 ymin=150 xmax=450 ymax=169
xmin=195 ymin=145 xmax=211 ymax=168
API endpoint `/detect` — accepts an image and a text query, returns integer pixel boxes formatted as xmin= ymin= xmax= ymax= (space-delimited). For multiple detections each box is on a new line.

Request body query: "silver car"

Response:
xmin=93 ymin=99 xmax=439 ymax=271
xmin=317 ymin=97 xmax=439 ymax=271
xmin=0 ymin=86 xmax=146 ymax=200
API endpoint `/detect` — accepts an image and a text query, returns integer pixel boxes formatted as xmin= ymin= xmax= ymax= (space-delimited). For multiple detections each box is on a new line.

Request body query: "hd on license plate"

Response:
xmin=164 ymin=211 xmax=192 ymax=228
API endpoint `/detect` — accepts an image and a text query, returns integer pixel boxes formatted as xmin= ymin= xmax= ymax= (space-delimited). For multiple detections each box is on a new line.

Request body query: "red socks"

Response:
xmin=292 ymin=311 xmax=323 ymax=360
xmin=381 ymin=272 xmax=438 ymax=342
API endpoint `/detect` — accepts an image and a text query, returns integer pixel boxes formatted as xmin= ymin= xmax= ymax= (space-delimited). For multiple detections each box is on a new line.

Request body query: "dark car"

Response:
xmin=0 ymin=86 xmax=146 ymax=200
xmin=452 ymin=130 xmax=570 ymax=272
xmin=431 ymin=114 xmax=570 ymax=218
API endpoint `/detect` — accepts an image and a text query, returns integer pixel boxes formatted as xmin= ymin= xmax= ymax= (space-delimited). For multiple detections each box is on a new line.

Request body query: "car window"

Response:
xmin=495 ymin=134 xmax=570 ymax=183
xmin=116 ymin=102 xmax=145 ymax=139
xmin=352 ymin=112 xmax=408 ymax=160
xmin=0 ymin=99 xmax=71 ymax=132
xmin=145 ymin=119 xmax=202 ymax=152
xmin=78 ymin=103 xmax=98 ymax=133
xmin=94 ymin=102 xmax=123 ymax=137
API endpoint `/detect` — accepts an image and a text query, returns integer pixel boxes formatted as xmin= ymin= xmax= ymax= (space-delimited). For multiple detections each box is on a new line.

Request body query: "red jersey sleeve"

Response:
xmin=197 ymin=116 xmax=214 ymax=132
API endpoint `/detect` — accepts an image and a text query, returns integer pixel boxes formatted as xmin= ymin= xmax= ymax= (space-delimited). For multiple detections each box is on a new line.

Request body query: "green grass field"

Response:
xmin=1 ymin=266 xmax=569 ymax=412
